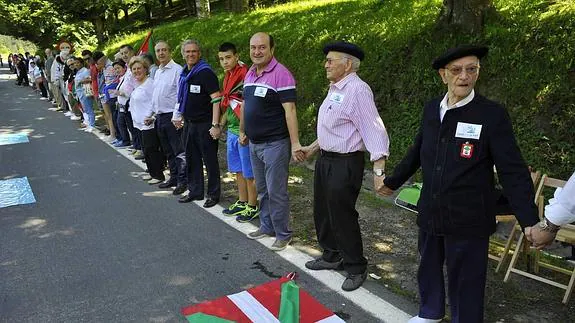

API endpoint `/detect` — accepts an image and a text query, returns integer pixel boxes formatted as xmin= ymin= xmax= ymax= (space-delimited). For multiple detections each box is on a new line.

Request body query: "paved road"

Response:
xmin=0 ymin=69 xmax=398 ymax=322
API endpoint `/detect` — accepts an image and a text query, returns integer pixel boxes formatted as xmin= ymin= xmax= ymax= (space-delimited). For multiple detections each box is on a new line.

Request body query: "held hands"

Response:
xmin=291 ymin=143 xmax=305 ymax=162
xmin=144 ymin=117 xmax=155 ymax=126
xmin=209 ymin=126 xmax=221 ymax=140
xmin=239 ymin=131 xmax=248 ymax=146
xmin=524 ymin=225 xmax=558 ymax=250
xmin=172 ymin=119 xmax=183 ymax=130
xmin=299 ymin=145 xmax=317 ymax=160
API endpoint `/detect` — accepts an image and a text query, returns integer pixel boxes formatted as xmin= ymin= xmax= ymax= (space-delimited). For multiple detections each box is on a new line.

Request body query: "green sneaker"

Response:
xmin=223 ymin=200 xmax=246 ymax=216
xmin=236 ymin=205 xmax=260 ymax=223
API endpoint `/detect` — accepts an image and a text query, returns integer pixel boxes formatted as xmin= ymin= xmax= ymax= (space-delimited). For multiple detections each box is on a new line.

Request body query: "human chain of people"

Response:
xmin=5 ymin=32 xmax=575 ymax=322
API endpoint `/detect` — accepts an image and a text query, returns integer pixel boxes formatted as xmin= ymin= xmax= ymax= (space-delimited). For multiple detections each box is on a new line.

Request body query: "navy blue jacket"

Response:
xmin=384 ymin=94 xmax=539 ymax=237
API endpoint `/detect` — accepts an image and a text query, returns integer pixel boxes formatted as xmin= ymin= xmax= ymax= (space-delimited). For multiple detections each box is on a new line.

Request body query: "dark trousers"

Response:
xmin=156 ymin=113 xmax=186 ymax=186
xmin=313 ymin=151 xmax=366 ymax=274
xmin=183 ymin=120 xmax=220 ymax=199
xmin=110 ymin=102 xmax=121 ymax=141
xmin=38 ymin=81 xmax=48 ymax=98
xmin=417 ymin=230 xmax=489 ymax=323
xmin=141 ymin=128 xmax=165 ymax=181
xmin=116 ymin=110 xmax=132 ymax=145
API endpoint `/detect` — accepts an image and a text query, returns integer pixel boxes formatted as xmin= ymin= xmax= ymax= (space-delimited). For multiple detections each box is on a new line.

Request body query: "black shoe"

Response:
xmin=178 ymin=194 xmax=202 ymax=203
xmin=203 ymin=197 xmax=219 ymax=208
xmin=341 ymin=271 xmax=367 ymax=291
xmin=158 ymin=181 xmax=176 ymax=189
xmin=305 ymin=258 xmax=344 ymax=271
xmin=173 ymin=185 xmax=187 ymax=195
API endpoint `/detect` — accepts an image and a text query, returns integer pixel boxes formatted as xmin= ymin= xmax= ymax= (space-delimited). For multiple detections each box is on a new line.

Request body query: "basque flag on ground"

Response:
xmin=181 ymin=274 xmax=345 ymax=322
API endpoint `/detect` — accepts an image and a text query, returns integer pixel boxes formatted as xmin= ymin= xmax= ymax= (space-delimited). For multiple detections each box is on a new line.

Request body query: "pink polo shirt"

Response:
xmin=317 ymin=72 xmax=390 ymax=161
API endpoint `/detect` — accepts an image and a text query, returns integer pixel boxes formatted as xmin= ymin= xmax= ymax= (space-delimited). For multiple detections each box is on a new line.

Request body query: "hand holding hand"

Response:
xmin=525 ymin=225 xmax=557 ymax=250
xmin=291 ymin=142 xmax=305 ymax=162
xmin=299 ymin=145 xmax=316 ymax=160
xmin=144 ymin=117 xmax=155 ymax=126
xmin=172 ymin=119 xmax=183 ymax=130
xmin=377 ymin=184 xmax=394 ymax=197
xmin=239 ymin=131 xmax=248 ymax=146
xmin=209 ymin=126 xmax=221 ymax=140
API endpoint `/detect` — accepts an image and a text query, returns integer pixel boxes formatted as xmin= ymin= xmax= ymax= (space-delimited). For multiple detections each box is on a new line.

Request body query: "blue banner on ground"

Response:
xmin=0 ymin=133 xmax=29 ymax=146
xmin=0 ymin=177 xmax=36 ymax=208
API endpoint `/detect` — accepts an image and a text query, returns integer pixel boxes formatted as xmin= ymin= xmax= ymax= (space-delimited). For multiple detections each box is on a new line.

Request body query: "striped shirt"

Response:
xmin=317 ymin=72 xmax=389 ymax=161
xmin=243 ymin=57 xmax=296 ymax=144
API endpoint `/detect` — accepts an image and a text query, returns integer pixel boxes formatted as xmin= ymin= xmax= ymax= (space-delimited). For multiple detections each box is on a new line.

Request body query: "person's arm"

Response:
xmin=490 ymin=108 xmax=539 ymax=231
xmin=282 ymin=101 xmax=304 ymax=161
xmin=238 ymin=102 xmax=248 ymax=145
xmin=209 ymin=91 xmax=222 ymax=139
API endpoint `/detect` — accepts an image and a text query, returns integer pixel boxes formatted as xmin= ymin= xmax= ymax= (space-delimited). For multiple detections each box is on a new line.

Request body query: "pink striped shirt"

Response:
xmin=317 ymin=72 xmax=390 ymax=161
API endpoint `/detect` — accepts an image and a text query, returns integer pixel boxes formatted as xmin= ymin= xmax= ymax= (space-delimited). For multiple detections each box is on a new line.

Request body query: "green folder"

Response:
xmin=394 ymin=183 xmax=422 ymax=213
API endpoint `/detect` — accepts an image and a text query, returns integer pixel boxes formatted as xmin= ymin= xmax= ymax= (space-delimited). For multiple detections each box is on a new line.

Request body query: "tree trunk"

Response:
xmin=122 ymin=7 xmax=130 ymax=21
xmin=229 ymin=0 xmax=248 ymax=12
xmin=92 ymin=16 xmax=107 ymax=46
xmin=158 ymin=0 xmax=166 ymax=7
xmin=438 ymin=0 xmax=493 ymax=34
xmin=144 ymin=4 xmax=153 ymax=21
xmin=167 ymin=0 xmax=174 ymax=8
xmin=195 ymin=0 xmax=210 ymax=18
xmin=183 ymin=0 xmax=196 ymax=16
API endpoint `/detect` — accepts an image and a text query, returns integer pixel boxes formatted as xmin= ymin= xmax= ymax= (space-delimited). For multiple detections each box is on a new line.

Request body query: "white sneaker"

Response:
xmin=141 ymin=174 xmax=152 ymax=181
xmin=40 ymin=97 xmax=49 ymax=101
xmin=70 ymin=115 xmax=81 ymax=121
xmin=147 ymin=178 xmax=162 ymax=185
xmin=84 ymin=127 xmax=94 ymax=133
xmin=407 ymin=316 xmax=442 ymax=323
xmin=64 ymin=111 xmax=73 ymax=117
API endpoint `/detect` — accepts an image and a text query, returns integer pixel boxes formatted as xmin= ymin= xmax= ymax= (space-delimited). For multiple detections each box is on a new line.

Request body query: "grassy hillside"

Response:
xmin=103 ymin=0 xmax=575 ymax=179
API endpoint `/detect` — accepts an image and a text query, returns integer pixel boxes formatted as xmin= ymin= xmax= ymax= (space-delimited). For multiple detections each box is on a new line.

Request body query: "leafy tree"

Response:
xmin=438 ymin=0 xmax=494 ymax=34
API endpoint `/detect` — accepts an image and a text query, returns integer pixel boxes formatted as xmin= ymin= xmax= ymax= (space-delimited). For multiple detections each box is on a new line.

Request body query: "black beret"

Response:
xmin=432 ymin=45 xmax=488 ymax=70
xmin=323 ymin=41 xmax=365 ymax=61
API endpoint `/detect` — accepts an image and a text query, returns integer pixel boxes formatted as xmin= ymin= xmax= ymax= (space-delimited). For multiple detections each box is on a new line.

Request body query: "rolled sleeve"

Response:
xmin=350 ymin=88 xmax=390 ymax=161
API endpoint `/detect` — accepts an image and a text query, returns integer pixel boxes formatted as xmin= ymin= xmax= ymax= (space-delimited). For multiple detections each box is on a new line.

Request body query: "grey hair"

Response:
xmin=155 ymin=40 xmax=171 ymax=51
xmin=345 ymin=55 xmax=361 ymax=72
xmin=180 ymin=39 xmax=201 ymax=57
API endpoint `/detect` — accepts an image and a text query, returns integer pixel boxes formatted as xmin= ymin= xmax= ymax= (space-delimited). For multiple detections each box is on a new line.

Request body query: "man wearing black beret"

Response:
xmin=300 ymin=41 xmax=390 ymax=291
xmin=380 ymin=45 xmax=540 ymax=322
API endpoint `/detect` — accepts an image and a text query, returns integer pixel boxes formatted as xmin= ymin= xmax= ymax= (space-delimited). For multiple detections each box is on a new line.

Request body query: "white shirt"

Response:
xmin=50 ymin=58 xmax=63 ymax=82
xmin=32 ymin=66 xmax=42 ymax=80
xmin=545 ymin=171 xmax=575 ymax=226
xmin=117 ymin=68 xmax=137 ymax=106
xmin=439 ymin=89 xmax=475 ymax=122
xmin=152 ymin=60 xmax=182 ymax=115
xmin=130 ymin=78 xmax=155 ymax=130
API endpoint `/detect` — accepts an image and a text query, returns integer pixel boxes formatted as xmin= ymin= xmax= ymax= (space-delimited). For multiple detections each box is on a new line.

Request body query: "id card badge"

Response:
xmin=189 ymin=85 xmax=201 ymax=93
xmin=460 ymin=141 xmax=474 ymax=158
xmin=329 ymin=92 xmax=344 ymax=104
xmin=254 ymin=86 xmax=268 ymax=97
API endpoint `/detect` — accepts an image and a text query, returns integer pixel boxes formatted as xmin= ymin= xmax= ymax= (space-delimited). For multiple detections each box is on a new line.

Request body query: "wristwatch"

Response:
xmin=538 ymin=217 xmax=560 ymax=233
xmin=374 ymin=169 xmax=385 ymax=177
xmin=211 ymin=123 xmax=220 ymax=128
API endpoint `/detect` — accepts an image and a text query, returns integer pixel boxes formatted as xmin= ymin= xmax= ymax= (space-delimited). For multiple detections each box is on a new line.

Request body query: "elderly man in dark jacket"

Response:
xmin=381 ymin=45 xmax=540 ymax=323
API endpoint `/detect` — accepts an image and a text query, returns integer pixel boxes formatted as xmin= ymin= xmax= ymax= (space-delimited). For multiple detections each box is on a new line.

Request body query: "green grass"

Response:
xmin=103 ymin=0 xmax=574 ymax=179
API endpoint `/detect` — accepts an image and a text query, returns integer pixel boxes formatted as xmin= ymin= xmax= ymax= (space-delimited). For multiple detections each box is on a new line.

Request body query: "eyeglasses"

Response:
xmin=446 ymin=65 xmax=480 ymax=76
xmin=324 ymin=57 xmax=348 ymax=65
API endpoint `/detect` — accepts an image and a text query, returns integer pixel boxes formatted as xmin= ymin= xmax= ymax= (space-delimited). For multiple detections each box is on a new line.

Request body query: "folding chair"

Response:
xmin=488 ymin=171 xmax=541 ymax=273
xmin=504 ymin=174 xmax=575 ymax=304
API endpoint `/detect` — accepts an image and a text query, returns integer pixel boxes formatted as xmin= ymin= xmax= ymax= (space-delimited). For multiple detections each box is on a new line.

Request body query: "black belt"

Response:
xmin=319 ymin=149 xmax=364 ymax=158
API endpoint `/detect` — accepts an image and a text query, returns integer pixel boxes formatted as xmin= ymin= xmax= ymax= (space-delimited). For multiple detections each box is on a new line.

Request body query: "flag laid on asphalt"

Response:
xmin=181 ymin=275 xmax=345 ymax=323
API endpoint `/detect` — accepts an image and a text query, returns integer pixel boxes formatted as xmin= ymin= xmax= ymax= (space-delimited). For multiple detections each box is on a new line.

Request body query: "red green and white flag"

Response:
xmin=181 ymin=276 xmax=345 ymax=323
xmin=137 ymin=30 xmax=153 ymax=55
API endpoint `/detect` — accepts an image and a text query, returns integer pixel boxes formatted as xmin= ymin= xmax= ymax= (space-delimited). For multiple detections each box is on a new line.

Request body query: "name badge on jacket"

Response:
xmin=455 ymin=122 xmax=482 ymax=140
xmin=189 ymin=85 xmax=201 ymax=93
xmin=254 ymin=86 xmax=268 ymax=97
xmin=329 ymin=93 xmax=344 ymax=104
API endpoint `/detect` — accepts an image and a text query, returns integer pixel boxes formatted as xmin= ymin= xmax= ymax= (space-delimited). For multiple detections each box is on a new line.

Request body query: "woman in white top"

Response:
xmin=128 ymin=56 xmax=166 ymax=184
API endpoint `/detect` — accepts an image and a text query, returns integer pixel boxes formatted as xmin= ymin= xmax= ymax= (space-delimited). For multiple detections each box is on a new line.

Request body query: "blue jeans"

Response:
xmin=250 ymin=138 xmax=292 ymax=240
xmin=79 ymin=94 xmax=95 ymax=127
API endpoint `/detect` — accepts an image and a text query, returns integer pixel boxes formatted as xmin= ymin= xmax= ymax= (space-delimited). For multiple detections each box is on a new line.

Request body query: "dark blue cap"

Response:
xmin=432 ymin=45 xmax=488 ymax=70
xmin=323 ymin=41 xmax=365 ymax=61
